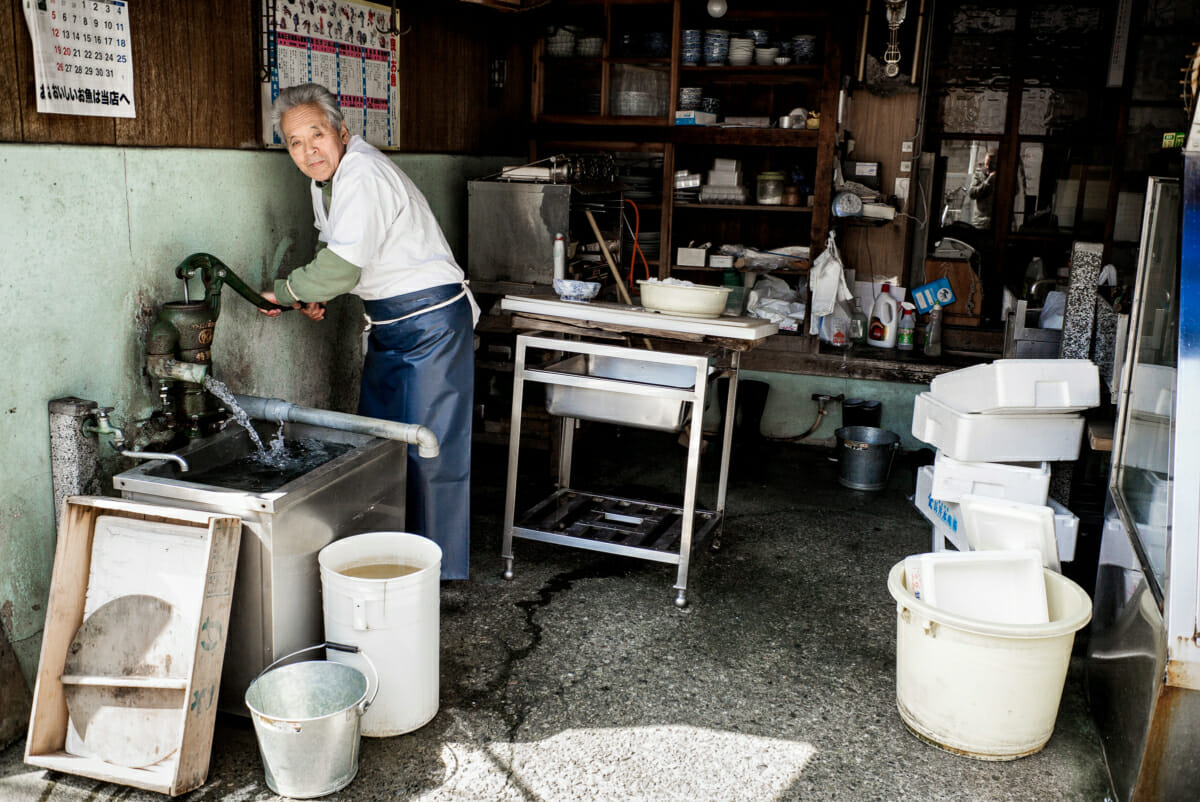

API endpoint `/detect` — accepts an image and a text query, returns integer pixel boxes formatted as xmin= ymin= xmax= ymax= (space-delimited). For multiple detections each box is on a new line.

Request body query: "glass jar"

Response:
xmin=756 ymin=171 xmax=784 ymax=205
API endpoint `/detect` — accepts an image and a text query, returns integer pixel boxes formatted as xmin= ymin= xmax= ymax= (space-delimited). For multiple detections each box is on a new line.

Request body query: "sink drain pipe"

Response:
xmin=233 ymin=395 xmax=440 ymax=459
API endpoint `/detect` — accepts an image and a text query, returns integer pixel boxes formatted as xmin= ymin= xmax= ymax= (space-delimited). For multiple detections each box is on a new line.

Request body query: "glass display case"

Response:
xmin=1087 ymin=161 xmax=1200 ymax=798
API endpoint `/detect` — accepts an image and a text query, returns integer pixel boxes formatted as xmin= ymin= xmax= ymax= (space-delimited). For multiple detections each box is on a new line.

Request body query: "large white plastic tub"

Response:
xmin=888 ymin=561 xmax=1092 ymax=760
xmin=319 ymin=532 xmax=442 ymax=737
xmin=904 ymin=550 xmax=1048 ymax=625
xmin=929 ymin=359 xmax=1099 ymax=414
xmin=911 ymin=392 xmax=1084 ymax=462
xmin=930 ymin=451 xmax=1050 ymax=505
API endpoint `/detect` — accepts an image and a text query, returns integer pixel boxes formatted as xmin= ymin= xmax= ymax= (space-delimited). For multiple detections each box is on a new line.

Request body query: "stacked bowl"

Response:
xmin=792 ymin=34 xmax=817 ymax=63
xmin=728 ymin=37 xmax=755 ymax=66
xmin=754 ymin=46 xmax=780 ymax=66
xmin=704 ymin=29 xmax=730 ymax=65
xmin=681 ymin=29 xmax=702 ymax=65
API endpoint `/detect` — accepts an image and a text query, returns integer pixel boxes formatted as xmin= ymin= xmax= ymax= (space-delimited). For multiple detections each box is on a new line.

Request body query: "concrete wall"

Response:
xmin=0 ymin=144 xmax=511 ymax=690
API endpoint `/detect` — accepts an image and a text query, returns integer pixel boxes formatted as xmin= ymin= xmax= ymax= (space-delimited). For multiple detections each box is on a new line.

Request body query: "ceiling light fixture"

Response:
xmin=707 ymin=0 xmax=728 ymax=19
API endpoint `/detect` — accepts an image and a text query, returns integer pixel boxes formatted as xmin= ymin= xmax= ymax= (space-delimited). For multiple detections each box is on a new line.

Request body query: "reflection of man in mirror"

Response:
xmin=968 ymin=150 xmax=997 ymax=229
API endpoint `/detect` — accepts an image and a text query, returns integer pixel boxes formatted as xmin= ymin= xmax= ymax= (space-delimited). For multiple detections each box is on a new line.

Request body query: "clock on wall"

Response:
xmin=833 ymin=191 xmax=864 ymax=217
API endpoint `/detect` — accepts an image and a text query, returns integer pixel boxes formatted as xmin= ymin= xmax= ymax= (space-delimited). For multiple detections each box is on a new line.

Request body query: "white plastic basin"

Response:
xmin=638 ymin=280 xmax=731 ymax=318
xmin=929 ymin=359 xmax=1099 ymax=414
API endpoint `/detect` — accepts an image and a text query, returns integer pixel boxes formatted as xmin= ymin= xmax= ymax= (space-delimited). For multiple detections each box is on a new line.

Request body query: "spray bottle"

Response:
xmin=897 ymin=302 xmax=916 ymax=350
xmin=924 ymin=302 xmax=944 ymax=357
xmin=868 ymin=283 xmax=899 ymax=348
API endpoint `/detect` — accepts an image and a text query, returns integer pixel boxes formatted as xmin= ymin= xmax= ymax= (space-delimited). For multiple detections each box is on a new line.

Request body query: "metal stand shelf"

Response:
xmin=501 ymin=332 xmax=740 ymax=607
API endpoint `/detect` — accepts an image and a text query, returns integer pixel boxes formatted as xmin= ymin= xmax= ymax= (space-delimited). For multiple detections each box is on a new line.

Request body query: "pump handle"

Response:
xmin=175 ymin=253 xmax=293 ymax=313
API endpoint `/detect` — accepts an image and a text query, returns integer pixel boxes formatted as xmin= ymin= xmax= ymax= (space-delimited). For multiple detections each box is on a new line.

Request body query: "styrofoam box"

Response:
xmin=904 ymin=550 xmax=1049 ymax=625
xmin=960 ymin=494 xmax=1061 ymax=572
xmin=929 ymin=358 xmax=1100 ymax=414
xmin=931 ymin=451 xmax=1051 ymax=505
xmin=911 ymin=392 xmax=1084 ymax=462
xmin=915 ymin=465 xmax=962 ymax=534
xmin=929 ymin=483 xmax=1078 ymax=563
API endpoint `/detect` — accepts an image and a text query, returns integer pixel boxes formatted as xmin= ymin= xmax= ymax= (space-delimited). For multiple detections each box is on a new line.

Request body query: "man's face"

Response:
xmin=983 ymin=153 xmax=996 ymax=173
xmin=281 ymin=104 xmax=349 ymax=182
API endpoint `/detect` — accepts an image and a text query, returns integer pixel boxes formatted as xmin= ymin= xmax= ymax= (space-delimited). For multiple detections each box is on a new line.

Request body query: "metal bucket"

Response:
xmin=835 ymin=426 xmax=900 ymax=491
xmin=245 ymin=643 xmax=378 ymax=799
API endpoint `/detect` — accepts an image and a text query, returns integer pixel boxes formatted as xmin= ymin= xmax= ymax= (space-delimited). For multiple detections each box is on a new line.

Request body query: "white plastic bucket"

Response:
xmin=886 ymin=560 xmax=1092 ymax=760
xmin=318 ymin=532 xmax=442 ymax=737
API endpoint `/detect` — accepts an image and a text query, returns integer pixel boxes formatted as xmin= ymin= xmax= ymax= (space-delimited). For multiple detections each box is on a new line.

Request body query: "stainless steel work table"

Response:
xmin=498 ymin=296 xmax=777 ymax=606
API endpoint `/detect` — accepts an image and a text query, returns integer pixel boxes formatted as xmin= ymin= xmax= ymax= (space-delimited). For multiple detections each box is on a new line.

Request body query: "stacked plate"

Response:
xmin=546 ymin=27 xmax=575 ymax=58
xmin=792 ymin=34 xmax=817 ymax=63
xmin=678 ymin=87 xmax=703 ymax=110
xmin=704 ymin=29 xmax=730 ymax=65
xmin=681 ymin=29 xmax=702 ymax=65
xmin=576 ymin=36 xmax=603 ymax=57
xmin=728 ymin=37 xmax=755 ymax=66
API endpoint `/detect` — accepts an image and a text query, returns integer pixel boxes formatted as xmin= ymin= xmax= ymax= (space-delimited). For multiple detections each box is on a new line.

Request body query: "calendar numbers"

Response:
xmin=25 ymin=0 xmax=135 ymax=118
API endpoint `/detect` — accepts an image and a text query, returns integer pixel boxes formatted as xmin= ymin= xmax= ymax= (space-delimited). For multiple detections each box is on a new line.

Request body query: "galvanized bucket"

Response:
xmin=835 ymin=425 xmax=900 ymax=491
xmin=245 ymin=643 xmax=378 ymax=799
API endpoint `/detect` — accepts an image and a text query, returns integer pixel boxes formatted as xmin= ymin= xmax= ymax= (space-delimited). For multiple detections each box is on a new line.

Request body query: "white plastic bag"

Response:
xmin=808 ymin=231 xmax=854 ymax=335
xmin=747 ymin=274 xmax=806 ymax=330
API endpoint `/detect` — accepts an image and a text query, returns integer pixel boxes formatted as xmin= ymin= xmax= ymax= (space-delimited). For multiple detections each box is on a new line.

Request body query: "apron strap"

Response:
xmin=362 ymin=281 xmax=470 ymax=334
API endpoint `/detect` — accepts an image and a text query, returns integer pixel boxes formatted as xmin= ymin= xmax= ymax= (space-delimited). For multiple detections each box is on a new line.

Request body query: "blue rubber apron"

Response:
xmin=359 ymin=283 xmax=474 ymax=580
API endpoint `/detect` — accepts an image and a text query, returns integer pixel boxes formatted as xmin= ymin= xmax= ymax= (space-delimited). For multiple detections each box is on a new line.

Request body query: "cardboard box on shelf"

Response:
xmin=675 ymin=110 xmax=718 ymax=126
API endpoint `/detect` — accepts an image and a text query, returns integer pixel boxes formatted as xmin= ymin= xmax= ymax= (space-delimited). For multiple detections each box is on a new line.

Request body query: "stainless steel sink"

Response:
xmin=114 ymin=420 xmax=406 ymax=712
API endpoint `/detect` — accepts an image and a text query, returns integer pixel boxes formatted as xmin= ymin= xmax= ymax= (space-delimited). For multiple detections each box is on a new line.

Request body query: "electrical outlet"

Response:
xmin=900 ymin=140 xmax=914 ymax=154
xmin=899 ymin=159 xmax=912 ymax=173
xmin=894 ymin=177 xmax=910 ymax=203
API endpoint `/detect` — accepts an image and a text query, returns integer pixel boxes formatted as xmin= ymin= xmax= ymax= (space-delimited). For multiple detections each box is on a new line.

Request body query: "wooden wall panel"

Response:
xmin=0 ymin=0 xmax=21 ymax=140
xmin=183 ymin=2 xmax=257 ymax=148
xmin=115 ymin=1 xmax=193 ymax=146
xmin=840 ymin=90 xmax=920 ymax=285
xmin=1 ymin=0 xmax=524 ymax=153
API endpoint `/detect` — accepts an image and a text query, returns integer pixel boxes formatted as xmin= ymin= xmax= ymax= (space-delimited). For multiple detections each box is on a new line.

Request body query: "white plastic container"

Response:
xmin=930 ymin=451 xmax=1050 ymax=505
xmin=867 ymin=284 xmax=899 ymax=348
xmin=318 ymin=532 xmax=442 ymax=737
xmin=1048 ymin=499 xmax=1079 ymax=562
xmin=904 ymin=550 xmax=1049 ymax=625
xmin=914 ymin=464 xmax=962 ymax=535
xmin=911 ymin=392 xmax=1084 ymax=462
xmin=929 ymin=359 xmax=1100 ymax=414
xmin=960 ymin=494 xmax=1061 ymax=572
xmin=888 ymin=562 xmax=1093 ymax=759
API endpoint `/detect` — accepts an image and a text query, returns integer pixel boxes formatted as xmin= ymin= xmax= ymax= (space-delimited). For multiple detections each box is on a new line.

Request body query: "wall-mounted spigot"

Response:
xmin=83 ymin=407 xmax=126 ymax=450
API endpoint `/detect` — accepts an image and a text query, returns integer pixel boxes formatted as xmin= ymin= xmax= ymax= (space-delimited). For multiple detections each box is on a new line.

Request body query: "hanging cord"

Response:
xmin=622 ymin=198 xmax=652 ymax=292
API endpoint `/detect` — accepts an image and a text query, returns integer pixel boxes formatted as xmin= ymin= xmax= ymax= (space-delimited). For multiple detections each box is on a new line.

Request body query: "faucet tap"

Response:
xmin=83 ymin=407 xmax=126 ymax=450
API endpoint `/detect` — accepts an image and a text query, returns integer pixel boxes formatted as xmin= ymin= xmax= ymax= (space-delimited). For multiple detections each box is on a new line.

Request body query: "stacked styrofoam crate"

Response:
xmin=910 ymin=359 xmax=1099 ymax=569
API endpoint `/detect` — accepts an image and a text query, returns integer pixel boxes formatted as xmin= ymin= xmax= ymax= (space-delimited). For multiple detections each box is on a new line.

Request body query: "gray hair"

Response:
xmin=272 ymin=83 xmax=343 ymax=136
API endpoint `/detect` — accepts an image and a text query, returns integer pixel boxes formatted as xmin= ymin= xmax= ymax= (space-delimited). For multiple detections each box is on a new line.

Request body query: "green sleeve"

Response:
xmin=274 ymin=247 xmax=361 ymax=305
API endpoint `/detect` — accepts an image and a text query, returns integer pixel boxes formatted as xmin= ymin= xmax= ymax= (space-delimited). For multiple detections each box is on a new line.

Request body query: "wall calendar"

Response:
xmin=262 ymin=0 xmax=401 ymax=149
xmin=22 ymin=0 xmax=136 ymax=118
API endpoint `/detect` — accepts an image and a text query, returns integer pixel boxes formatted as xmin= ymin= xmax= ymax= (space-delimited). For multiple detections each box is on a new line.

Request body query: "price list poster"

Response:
xmin=22 ymin=0 xmax=135 ymax=118
xmin=264 ymin=0 xmax=399 ymax=149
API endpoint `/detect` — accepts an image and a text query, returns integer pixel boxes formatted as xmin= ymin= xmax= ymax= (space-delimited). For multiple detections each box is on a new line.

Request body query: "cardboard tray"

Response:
xmin=25 ymin=496 xmax=240 ymax=796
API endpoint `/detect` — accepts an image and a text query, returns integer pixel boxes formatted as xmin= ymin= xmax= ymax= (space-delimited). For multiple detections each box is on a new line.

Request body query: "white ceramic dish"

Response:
xmin=553 ymin=279 xmax=600 ymax=302
xmin=637 ymin=280 xmax=732 ymax=318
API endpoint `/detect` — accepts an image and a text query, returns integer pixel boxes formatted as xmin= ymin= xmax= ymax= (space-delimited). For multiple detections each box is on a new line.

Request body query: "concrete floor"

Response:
xmin=0 ymin=428 xmax=1114 ymax=801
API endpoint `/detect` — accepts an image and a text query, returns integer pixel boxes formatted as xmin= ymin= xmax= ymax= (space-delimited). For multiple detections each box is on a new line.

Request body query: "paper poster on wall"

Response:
xmin=262 ymin=0 xmax=400 ymax=149
xmin=22 ymin=0 xmax=136 ymax=118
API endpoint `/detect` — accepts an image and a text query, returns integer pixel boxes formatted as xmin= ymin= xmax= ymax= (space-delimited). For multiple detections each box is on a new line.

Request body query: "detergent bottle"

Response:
xmin=868 ymin=283 xmax=899 ymax=348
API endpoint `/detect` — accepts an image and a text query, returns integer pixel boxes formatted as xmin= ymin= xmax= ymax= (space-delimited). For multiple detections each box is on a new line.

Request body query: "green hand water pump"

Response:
xmin=146 ymin=253 xmax=290 ymax=437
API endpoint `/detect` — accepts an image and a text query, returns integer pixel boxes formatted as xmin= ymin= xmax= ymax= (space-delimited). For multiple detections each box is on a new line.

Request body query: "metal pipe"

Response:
xmin=122 ymin=450 xmax=190 ymax=472
xmin=232 ymin=394 xmax=440 ymax=459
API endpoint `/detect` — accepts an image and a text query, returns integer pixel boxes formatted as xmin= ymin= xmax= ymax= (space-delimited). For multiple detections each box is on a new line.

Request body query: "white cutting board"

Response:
xmin=501 ymin=295 xmax=778 ymax=341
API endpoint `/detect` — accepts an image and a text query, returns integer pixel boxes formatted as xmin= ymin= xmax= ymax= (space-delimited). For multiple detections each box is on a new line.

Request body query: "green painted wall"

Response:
xmin=0 ymin=144 xmax=512 ymax=686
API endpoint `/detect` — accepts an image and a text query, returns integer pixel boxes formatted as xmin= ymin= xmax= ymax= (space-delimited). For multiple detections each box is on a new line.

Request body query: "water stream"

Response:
xmin=203 ymin=375 xmax=289 ymax=466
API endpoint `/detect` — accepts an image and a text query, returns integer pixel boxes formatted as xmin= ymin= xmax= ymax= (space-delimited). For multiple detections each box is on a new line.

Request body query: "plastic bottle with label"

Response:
xmin=553 ymin=233 xmax=566 ymax=281
xmin=897 ymin=303 xmax=916 ymax=350
xmin=849 ymin=299 xmax=868 ymax=345
xmin=924 ymin=302 xmax=944 ymax=357
xmin=868 ymin=283 xmax=899 ymax=349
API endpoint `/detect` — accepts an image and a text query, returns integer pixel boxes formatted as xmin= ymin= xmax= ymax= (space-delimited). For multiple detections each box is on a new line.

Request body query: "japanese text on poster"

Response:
xmin=264 ymin=0 xmax=399 ymax=149
xmin=23 ymin=0 xmax=135 ymax=118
